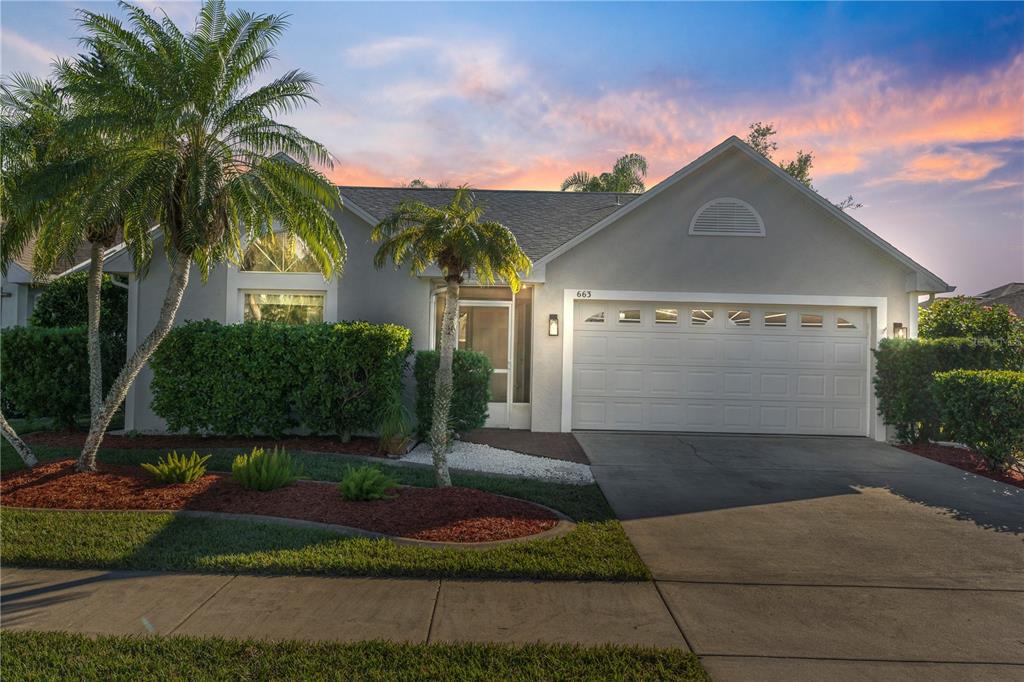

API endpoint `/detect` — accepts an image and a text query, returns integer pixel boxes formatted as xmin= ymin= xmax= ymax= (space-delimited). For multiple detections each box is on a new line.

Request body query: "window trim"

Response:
xmin=800 ymin=312 xmax=825 ymax=329
xmin=764 ymin=311 xmax=788 ymax=328
xmin=655 ymin=308 xmax=679 ymax=324
xmin=617 ymin=308 xmax=642 ymax=324
xmin=241 ymin=289 xmax=327 ymax=325
xmin=690 ymin=308 xmax=715 ymax=326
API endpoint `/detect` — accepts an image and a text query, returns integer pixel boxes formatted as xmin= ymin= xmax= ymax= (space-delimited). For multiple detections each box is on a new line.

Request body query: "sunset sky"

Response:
xmin=2 ymin=1 xmax=1022 ymax=294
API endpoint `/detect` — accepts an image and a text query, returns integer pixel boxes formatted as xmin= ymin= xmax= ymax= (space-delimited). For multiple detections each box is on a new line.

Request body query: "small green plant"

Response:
xmin=231 ymin=447 xmax=300 ymax=491
xmin=338 ymin=465 xmax=398 ymax=501
xmin=377 ymin=391 xmax=413 ymax=456
xmin=141 ymin=451 xmax=211 ymax=484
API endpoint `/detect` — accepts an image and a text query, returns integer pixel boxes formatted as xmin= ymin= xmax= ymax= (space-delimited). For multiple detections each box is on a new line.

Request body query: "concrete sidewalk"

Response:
xmin=0 ymin=567 xmax=686 ymax=649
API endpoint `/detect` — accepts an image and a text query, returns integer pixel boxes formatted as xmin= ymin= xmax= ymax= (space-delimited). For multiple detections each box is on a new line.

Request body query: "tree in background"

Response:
xmin=561 ymin=153 xmax=648 ymax=193
xmin=372 ymin=186 xmax=530 ymax=487
xmin=29 ymin=271 xmax=128 ymax=340
xmin=919 ymin=296 xmax=1023 ymax=343
xmin=406 ymin=179 xmax=451 ymax=188
xmin=745 ymin=122 xmax=862 ymax=212
xmin=41 ymin=0 xmax=346 ymax=471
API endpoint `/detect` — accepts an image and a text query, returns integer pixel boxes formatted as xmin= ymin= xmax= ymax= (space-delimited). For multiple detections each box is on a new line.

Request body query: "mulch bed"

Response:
xmin=899 ymin=443 xmax=1024 ymax=490
xmin=22 ymin=430 xmax=385 ymax=457
xmin=0 ymin=460 xmax=558 ymax=543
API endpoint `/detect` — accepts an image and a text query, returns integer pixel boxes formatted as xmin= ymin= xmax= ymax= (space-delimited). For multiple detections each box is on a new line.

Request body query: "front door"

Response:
xmin=435 ymin=299 xmax=512 ymax=427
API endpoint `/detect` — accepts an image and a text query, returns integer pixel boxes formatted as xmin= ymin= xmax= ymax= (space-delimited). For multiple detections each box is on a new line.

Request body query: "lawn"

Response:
xmin=2 ymin=631 xmax=709 ymax=682
xmin=1 ymin=444 xmax=649 ymax=581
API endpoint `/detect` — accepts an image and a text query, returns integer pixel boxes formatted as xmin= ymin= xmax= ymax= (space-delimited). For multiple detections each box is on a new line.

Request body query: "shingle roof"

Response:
xmin=336 ymin=187 xmax=641 ymax=261
xmin=9 ymin=236 xmax=94 ymax=280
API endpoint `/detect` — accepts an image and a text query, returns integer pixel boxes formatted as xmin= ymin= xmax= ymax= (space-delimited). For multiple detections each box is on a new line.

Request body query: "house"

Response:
xmin=975 ymin=282 xmax=1024 ymax=316
xmin=103 ymin=136 xmax=953 ymax=440
xmin=0 ymin=238 xmax=93 ymax=328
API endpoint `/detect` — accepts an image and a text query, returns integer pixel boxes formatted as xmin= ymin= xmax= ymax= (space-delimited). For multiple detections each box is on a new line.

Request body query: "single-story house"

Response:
xmin=103 ymin=136 xmax=953 ymax=440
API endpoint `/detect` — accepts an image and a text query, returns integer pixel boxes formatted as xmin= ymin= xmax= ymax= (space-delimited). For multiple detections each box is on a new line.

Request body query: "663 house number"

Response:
xmin=575 ymin=290 xmax=592 ymax=298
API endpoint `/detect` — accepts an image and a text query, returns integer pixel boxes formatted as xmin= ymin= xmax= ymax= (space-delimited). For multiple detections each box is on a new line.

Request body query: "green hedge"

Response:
xmin=414 ymin=349 xmax=492 ymax=438
xmin=0 ymin=326 xmax=123 ymax=427
xmin=933 ymin=370 xmax=1024 ymax=471
xmin=873 ymin=337 xmax=1023 ymax=443
xmin=29 ymin=271 xmax=129 ymax=343
xmin=150 ymin=321 xmax=412 ymax=437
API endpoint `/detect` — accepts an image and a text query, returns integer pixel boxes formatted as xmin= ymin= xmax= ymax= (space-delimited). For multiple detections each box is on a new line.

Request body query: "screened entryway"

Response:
xmin=432 ymin=286 xmax=532 ymax=428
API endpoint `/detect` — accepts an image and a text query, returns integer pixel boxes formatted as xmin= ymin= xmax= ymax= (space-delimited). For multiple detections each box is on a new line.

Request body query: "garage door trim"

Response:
xmin=560 ymin=289 xmax=888 ymax=440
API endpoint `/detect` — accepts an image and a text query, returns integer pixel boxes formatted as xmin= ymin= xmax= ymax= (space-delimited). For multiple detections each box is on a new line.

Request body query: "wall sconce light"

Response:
xmin=893 ymin=322 xmax=907 ymax=339
xmin=548 ymin=313 xmax=559 ymax=337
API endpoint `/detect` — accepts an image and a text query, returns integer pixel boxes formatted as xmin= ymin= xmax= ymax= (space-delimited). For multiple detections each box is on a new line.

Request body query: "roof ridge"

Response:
xmin=336 ymin=185 xmax=641 ymax=196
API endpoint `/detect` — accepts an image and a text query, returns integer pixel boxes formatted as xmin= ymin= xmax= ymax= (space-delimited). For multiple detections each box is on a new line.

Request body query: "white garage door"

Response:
xmin=571 ymin=300 xmax=869 ymax=435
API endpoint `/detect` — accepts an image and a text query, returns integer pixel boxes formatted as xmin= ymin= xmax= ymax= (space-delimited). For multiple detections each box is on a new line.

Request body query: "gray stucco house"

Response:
xmin=104 ymin=136 xmax=953 ymax=440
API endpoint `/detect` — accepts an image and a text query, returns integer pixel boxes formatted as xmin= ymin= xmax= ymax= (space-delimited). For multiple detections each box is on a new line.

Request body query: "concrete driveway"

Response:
xmin=577 ymin=433 xmax=1024 ymax=681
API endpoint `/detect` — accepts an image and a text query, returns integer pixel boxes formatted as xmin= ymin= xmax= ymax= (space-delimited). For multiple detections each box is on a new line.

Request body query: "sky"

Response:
xmin=2 ymin=1 xmax=1022 ymax=295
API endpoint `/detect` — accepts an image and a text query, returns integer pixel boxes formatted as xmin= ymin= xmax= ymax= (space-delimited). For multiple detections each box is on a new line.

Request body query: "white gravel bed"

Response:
xmin=402 ymin=440 xmax=594 ymax=485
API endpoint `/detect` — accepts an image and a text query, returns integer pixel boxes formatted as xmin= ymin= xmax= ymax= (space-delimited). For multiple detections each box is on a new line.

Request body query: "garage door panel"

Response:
xmin=572 ymin=301 xmax=869 ymax=435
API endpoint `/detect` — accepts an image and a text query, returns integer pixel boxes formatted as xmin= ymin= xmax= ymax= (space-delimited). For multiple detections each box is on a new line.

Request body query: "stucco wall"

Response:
xmin=125 ymin=207 xmax=431 ymax=432
xmin=529 ymin=147 xmax=918 ymax=433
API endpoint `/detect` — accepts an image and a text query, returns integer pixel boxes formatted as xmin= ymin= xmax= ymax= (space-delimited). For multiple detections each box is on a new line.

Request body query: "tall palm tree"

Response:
xmin=2 ymin=74 xmax=130 ymax=444
xmin=44 ymin=0 xmax=346 ymax=471
xmin=561 ymin=152 xmax=648 ymax=193
xmin=372 ymin=186 xmax=530 ymax=487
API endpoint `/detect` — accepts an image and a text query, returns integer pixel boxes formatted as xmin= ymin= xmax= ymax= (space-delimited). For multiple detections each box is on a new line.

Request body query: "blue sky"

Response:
xmin=2 ymin=1 xmax=1022 ymax=294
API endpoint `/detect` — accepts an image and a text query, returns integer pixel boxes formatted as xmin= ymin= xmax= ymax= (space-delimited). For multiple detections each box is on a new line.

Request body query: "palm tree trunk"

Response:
xmin=1 ymin=412 xmax=37 ymax=468
xmin=86 ymin=242 xmax=105 ymax=419
xmin=429 ymin=278 xmax=460 ymax=488
xmin=77 ymin=254 xmax=191 ymax=472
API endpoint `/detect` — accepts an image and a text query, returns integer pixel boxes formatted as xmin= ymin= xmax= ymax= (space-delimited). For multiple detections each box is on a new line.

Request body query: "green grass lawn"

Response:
xmin=2 ymin=631 xmax=708 ymax=681
xmin=2 ymin=444 xmax=648 ymax=580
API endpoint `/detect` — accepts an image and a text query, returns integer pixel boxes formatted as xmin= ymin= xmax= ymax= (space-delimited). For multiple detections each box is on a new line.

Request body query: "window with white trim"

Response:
xmin=689 ymin=198 xmax=765 ymax=237
xmin=243 ymin=292 xmax=324 ymax=324
xmin=584 ymin=311 xmax=606 ymax=323
xmin=655 ymin=308 xmax=678 ymax=324
xmin=242 ymin=233 xmax=320 ymax=273
xmin=727 ymin=310 xmax=751 ymax=327
xmin=691 ymin=309 xmax=714 ymax=326
xmin=618 ymin=309 xmax=641 ymax=324
xmin=764 ymin=312 xmax=787 ymax=327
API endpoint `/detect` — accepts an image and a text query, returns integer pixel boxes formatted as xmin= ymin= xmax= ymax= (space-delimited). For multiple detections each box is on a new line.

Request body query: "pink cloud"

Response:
xmin=886 ymin=150 xmax=1005 ymax=183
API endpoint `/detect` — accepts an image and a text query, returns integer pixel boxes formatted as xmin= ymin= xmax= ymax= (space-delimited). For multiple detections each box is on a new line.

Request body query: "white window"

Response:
xmin=689 ymin=198 xmax=765 ymax=237
xmin=242 ymin=233 xmax=320 ymax=273
xmin=837 ymin=316 xmax=857 ymax=330
xmin=243 ymin=292 xmax=324 ymax=324
xmin=727 ymin=310 xmax=751 ymax=327
xmin=801 ymin=313 xmax=824 ymax=328
xmin=655 ymin=308 xmax=679 ymax=324
xmin=585 ymin=311 xmax=606 ymax=323
xmin=618 ymin=309 xmax=641 ymax=324
xmin=691 ymin=308 xmax=714 ymax=326
xmin=764 ymin=312 xmax=787 ymax=327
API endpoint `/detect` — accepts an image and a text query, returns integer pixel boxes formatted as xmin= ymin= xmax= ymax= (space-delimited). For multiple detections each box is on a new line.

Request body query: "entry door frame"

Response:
xmin=429 ymin=295 xmax=513 ymax=428
xmin=561 ymin=289 xmax=888 ymax=440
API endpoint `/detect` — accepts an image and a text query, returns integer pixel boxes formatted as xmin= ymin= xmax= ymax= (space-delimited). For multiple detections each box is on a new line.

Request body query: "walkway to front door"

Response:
xmin=577 ymin=432 xmax=1024 ymax=680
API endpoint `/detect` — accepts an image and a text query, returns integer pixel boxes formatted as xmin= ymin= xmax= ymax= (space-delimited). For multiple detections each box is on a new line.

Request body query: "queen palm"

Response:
xmin=561 ymin=152 xmax=648 ymax=193
xmin=46 ymin=0 xmax=345 ymax=471
xmin=372 ymin=187 xmax=530 ymax=487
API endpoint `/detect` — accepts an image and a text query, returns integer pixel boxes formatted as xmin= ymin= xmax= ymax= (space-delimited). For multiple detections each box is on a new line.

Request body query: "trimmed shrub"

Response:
xmin=231 ymin=447 xmax=300 ymax=491
xmin=141 ymin=451 xmax=211 ymax=484
xmin=338 ymin=465 xmax=398 ymax=501
xmin=873 ymin=337 xmax=1023 ymax=443
xmin=29 ymin=271 xmax=129 ymax=341
xmin=920 ymin=296 xmax=1023 ymax=342
xmin=0 ymin=326 xmax=123 ymax=427
xmin=414 ymin=349 xmax=492 ymax=438
xmin=149 ymin=321 xmax=412 ymax=437
xmin=933 ymin=370 xmax=1024 ymax=471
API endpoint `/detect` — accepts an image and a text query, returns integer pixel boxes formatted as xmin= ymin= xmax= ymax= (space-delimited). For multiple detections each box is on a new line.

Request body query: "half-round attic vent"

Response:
xmin=689 ymin=198 xmax=764 ymax=237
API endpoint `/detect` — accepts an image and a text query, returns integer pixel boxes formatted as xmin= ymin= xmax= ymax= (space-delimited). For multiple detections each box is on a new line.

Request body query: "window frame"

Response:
xmin=241 ymin=289 xmax=327 ymax=325
xmin=690 ymin=308 xmax=715 ymax=327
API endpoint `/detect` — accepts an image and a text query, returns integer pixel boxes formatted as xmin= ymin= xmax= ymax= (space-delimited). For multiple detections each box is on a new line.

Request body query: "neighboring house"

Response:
xmin=0 ymin=238 xmax=92 ymax=328
xmin=975 ymin=282 xmax=1024 ymax=316
xmin=104 ymin=136 xmax=953 ymax=440
xmin=919 ymin=282 xmax=1024 ymax=316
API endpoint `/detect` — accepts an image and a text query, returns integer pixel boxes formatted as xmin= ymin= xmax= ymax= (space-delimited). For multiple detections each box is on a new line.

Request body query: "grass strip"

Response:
xmin=1 ymin=631 xmax=708 ymax=682
xmin=3 ymin=508 xmax=649 ymax=580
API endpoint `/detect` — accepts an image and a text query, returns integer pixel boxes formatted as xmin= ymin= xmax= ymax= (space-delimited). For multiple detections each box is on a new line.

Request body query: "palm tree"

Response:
xmin=44 ymin=0 xmax=346 ymax=471
xmin=561 ymin=153 xmax=648 ymax=193
xmin=2 ymin=74 xmax=130 ymax=443
xmin=372 ymin=186 xmax=530 ymax=487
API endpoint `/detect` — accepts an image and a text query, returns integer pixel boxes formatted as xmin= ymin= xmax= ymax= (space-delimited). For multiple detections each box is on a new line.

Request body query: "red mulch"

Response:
xmin=0 ymin=460 xmax=558 ymax=543
xmin=22 ymin=430 xmax=384 ymax=457
xmin=899 ymin=443 xmax=1024 ymax=490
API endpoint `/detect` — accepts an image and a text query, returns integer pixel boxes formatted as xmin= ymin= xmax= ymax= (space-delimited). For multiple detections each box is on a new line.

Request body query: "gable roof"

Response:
xmin=534 ymin=136 xmax=954 ymax=294
xmin=976 ymin=282 xmax=1024 ymax=299
xmin=5 ymin=236 xmax=94 ymax=283
xmin=337 ymin=186 xmax=640 ymax=262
